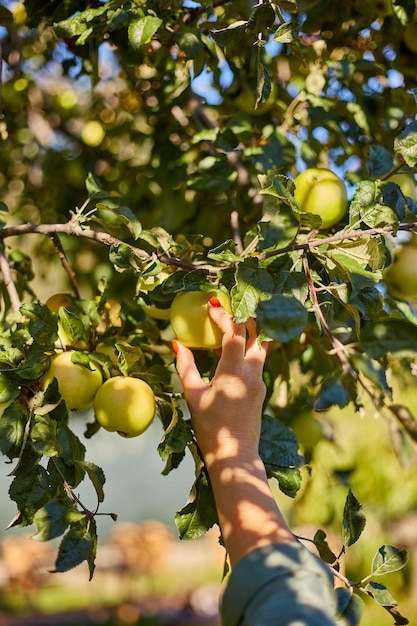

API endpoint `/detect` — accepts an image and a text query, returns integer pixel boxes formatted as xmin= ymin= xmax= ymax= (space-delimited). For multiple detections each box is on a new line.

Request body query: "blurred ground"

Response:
xmin=0 ymin=521 xmax=225 ymax=626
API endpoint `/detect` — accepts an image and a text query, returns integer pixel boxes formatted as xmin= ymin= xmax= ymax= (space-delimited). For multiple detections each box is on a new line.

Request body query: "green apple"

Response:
xmin=41 ymin=350 xmax=103 ymax=411
xmin=293 ymin=168 xmax=348 ymax=230
xmin=170 ymin=290 xmax=232 ymax=349
xmin=385 ymin=244 xmax=417 ymax=300
xmin=94 ymin=376 xmax=156 ymax=438
xmin=138 ymin=270 xmax=172 ymax=320
xmin=290 ymin=412 xmax=324 ymax=451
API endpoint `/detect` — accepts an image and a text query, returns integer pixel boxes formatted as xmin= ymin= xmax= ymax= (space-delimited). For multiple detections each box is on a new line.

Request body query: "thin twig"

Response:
xmin=230 ymin=210 xmax=243 ymax=254
xmin=302 ymin=251 xmax=384 ymax=412
xmin=302 ymin=251 xmax=353 ymax=377
xmin=50 ymin=233 xmax=81 ymax=298
xmin=0 ymin=240 xmax=21 ymax=312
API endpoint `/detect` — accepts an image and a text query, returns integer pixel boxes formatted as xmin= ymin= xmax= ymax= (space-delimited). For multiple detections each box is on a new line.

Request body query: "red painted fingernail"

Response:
xmin=171 ymin=340 xmax=179 ymax=355
xmin=208 ymin=296 xmax=221 ymax=307
xmin=215 ymin=348 xmax=222 ymax=357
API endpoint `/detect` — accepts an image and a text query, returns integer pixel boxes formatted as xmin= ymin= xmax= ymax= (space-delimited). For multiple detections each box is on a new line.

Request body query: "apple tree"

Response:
xmin=1 ymin=0 xmax=417 ymax=622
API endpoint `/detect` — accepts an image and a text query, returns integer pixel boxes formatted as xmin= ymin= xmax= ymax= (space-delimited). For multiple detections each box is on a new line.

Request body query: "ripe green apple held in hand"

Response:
xmin=293 ymin=168 xmax=348 ymax=230
xmin=94 ymin=376 xmax=156 ymax=438
xmin=170 ymin=290 xmax=232 ymax=349
xmin=384 ymin=244 xmax=417 ymax=300
xmin=41 ymin=350 xmax=103 ymax=411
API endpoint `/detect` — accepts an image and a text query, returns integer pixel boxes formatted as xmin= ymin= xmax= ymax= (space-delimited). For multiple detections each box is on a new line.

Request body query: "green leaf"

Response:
xmin=32 ymin=498 xmax=73 ymax=541
xmin=351 ymin=354 xmax=390 ymax=394
xmin=367 ymin=145 xmax=394 ymax=177
xmin=342 ymin=489 xmax=366 ymax=547
xmin=113 ymin=206 xmax=142 ymax=240
xmin=58 ymin=308 xmax=88 ymax=348
xmin=9 ymin=465 xmax=52 ymax=527
xmin=393 ymin=0 xmax=416 ymax=23
xmin=20 ymin=302 xmax=58 ymax=347
xmin=54 ymin=519 xmax=97 ymax=579
xmin=349 ymin=180 xmax=398 ymax=228
xmin=158 ymin=403 xmax=193 ymax=475
xmin=31 ymin=414 xmax=61 ymax=457
xmin=360 ymin=318 xmax=417 ymax=358
xmin=313 ymin=529 xmax=338 ymax=564
xmin=128 ymin=16 xmax=163 ymax=49
xmin=364 ymin=581 xmax=398 ymax=606
xmin=0 ymin=401 xmax=27 ymax=459
xmin=335 ymin=588 xmax=365 ymax=626
xmin=246 ymin=2 xmax=276 ymax=34
xmin=327 ymin=236 xmax=385 ymax=277
xmin=259 ymin=415 xmax=304 ymax=497
xmin=394 ymin=120 xmax=417 ymax=168
xmin=76 ymin=461 xmax=106 ymax=503
xmin=276 ymin=0 xmax=298 ymax=11
xmin=231 ymin=257 xmax=275 ymax=322
xmin=256 ymin=294 xmax=308 ymax=342
xmin=275 ymin=270 xmax=309 ymax=301
xmin=56 ymin=423 xmax=86 ymax=487
xmin=109 ymin=244 xmax=143 ymax=273
xmin=0 ymin=373 xmax=20 ymax=403
xmin=208 ymin=240 xmax=240 ymax=263
xmin=273 ymin=21 xmax=299 ymax=44
xmin=176 ymin=31 xmax=204 ymax=59
xmin=371 ymin=544 xmax=409 ymax=576
xmin=210 ymin=20 xmax=248 ymax=47
xmin=0 ymin=5 xmax=14 ymax=25
xmin=255 ymin=61 xmax=272 ymax=108
xmin=16 ymin=344 xmax=51 ymax=380
xmin=175 ymin=468 xmax=218 ymax=540
xmin=315 ymin=378 xmax=350 ymax=411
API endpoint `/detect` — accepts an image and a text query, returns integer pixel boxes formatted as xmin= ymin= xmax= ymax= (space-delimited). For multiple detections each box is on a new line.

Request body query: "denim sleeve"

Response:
xmin=220 ymin=541 xmax=337 ymax=626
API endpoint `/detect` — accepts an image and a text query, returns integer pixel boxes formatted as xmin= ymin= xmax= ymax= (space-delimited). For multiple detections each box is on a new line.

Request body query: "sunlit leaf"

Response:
xmin=371 ymin=545 xmax=409 ymax=576
xmin=128 ymin=16 xmax=162 ymax=49
xmin=394 ymin=120 xmax=417 ymax=168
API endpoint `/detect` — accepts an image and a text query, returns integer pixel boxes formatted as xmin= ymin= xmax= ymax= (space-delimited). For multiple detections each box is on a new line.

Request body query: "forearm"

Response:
xmin=205 ymin=450 xmax=295 ymax=568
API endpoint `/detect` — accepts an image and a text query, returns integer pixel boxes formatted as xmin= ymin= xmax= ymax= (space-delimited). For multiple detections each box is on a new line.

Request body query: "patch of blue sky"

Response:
xmin=191 ymin=58 xmax=233 ymax=104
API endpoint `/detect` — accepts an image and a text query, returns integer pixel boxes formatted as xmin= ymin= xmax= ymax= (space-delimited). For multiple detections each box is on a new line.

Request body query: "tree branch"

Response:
xmin=258 ymin=221 xmax=417 ymax=261
xmin=0 ymin=221 xmax=201 ymax=271
xmin=50 ymin=233 xmax=81 ymax=298
xmin=0 ymin=240 xmax=21 ymax=312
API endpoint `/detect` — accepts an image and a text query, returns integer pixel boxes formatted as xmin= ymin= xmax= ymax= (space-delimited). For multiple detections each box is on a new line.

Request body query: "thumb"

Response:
xmin=173 ymin=341 xmax=205 ymax=395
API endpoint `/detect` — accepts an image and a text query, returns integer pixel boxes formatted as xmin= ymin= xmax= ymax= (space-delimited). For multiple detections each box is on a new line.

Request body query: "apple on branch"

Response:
xmin=293 ymin=168 xmax=348 ymax=230
xmin=384 ymin=244 xmax=417 ymax=301
xmin=41 ymin=350 xmax=103 ymax=411
xmin=94 ymin=376 xmax=156 ymax=438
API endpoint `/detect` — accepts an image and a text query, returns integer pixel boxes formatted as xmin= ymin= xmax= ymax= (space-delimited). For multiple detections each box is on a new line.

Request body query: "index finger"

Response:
xmin=208 ymin=302 xmax=247 ymax=361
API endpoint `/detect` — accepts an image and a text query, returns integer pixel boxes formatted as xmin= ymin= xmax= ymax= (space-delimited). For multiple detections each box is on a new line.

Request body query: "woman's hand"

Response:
xmin=174 ymin=300 xmax=268 ymax=467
